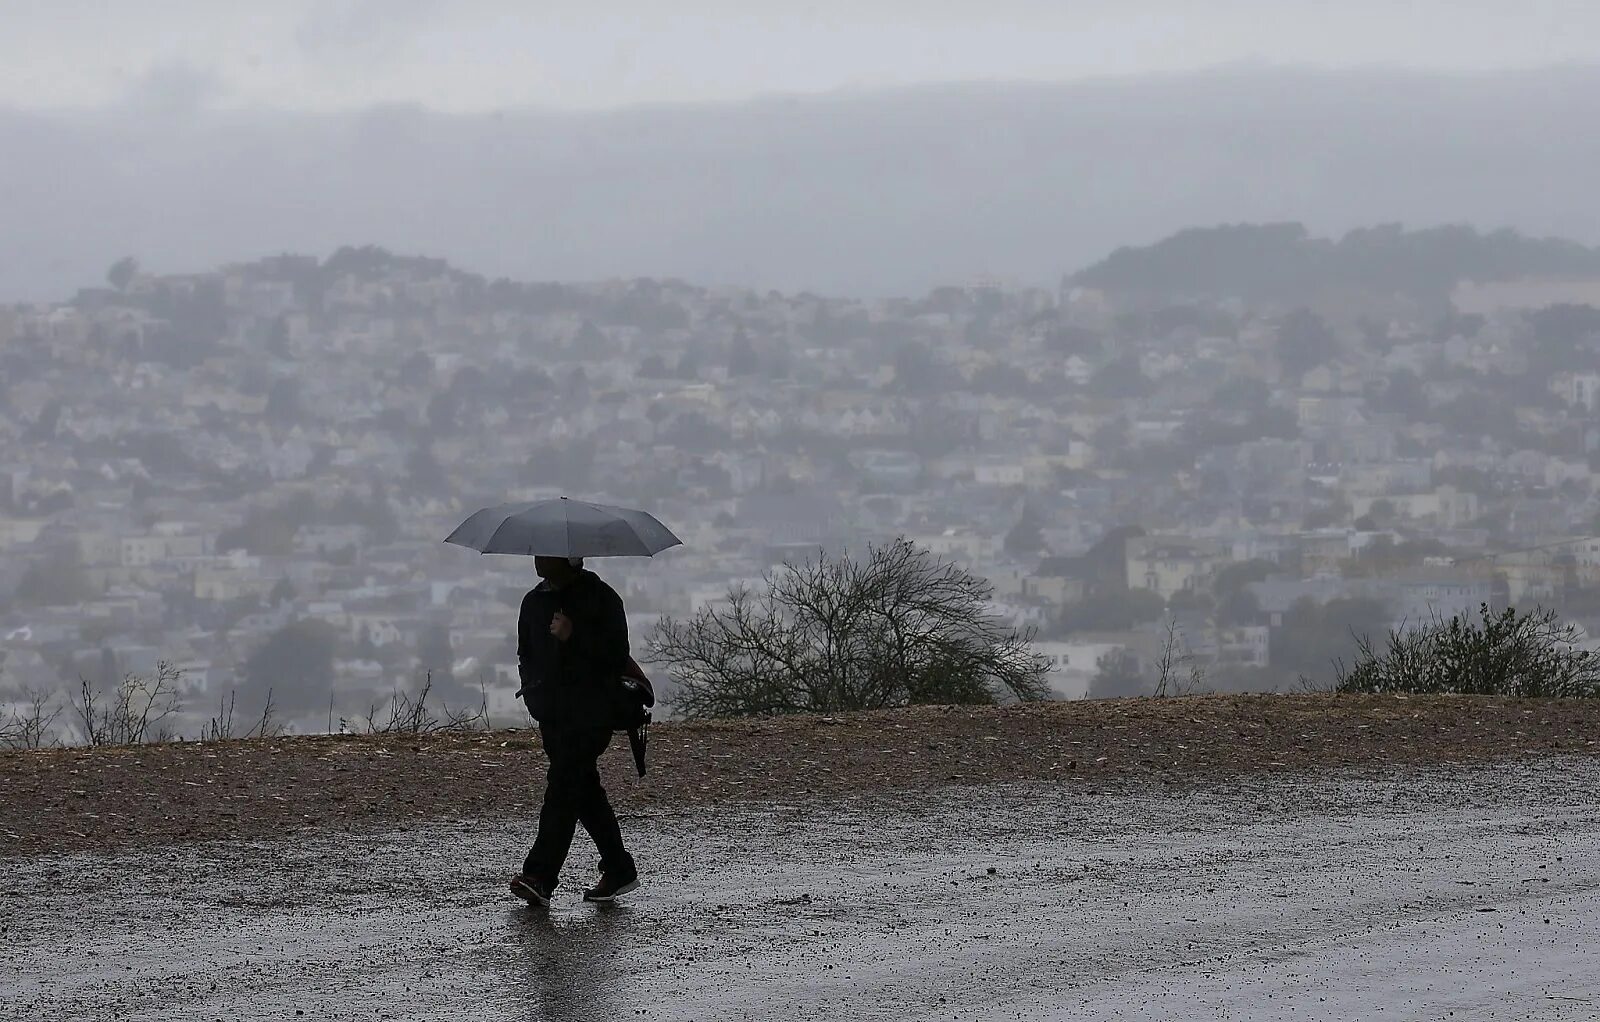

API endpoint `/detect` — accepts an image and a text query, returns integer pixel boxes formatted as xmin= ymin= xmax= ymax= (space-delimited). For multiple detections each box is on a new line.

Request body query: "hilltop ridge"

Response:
xmin=1072 ymin=222 xmax=1600 ymax=306
xmin=6 ymin=694 xmax=1598 ymax=861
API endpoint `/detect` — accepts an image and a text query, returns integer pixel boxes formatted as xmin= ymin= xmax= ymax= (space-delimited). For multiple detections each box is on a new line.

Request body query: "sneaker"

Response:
xmin=583 ymin=870 xmax=639 ymax=903
xmin=510 ymin=873 xmax=555 ymax=907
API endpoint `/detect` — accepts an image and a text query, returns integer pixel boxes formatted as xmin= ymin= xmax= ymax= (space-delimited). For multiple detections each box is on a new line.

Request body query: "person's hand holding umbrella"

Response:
xmin=550 ymin=610 xmax=574 ymax=642
xmin=445 ymin=493 xmax=670 ymax=790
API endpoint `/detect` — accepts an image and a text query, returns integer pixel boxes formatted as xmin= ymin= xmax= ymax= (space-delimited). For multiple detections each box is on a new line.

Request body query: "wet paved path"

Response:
xmin=5 ymin=758 xmax=1599 ymax=1020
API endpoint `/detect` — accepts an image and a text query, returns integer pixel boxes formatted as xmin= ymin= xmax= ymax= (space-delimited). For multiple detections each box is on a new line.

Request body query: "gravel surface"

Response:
xmin=3 ymin=693 xmax=1598 ymax=860
xmin=5 ymin=757 xmax=1599 ymax=1021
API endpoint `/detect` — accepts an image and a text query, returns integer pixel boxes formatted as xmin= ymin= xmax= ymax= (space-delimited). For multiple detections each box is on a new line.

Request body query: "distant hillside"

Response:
xmin=3 ymin=64 xmax=1600 ymax=301
xmin=1071 ymin=222 xmax=1600 ymax=305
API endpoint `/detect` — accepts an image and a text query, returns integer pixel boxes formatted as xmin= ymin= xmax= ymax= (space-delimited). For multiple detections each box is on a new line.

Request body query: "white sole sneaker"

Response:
xmin=583 ymin=878 xmax=639 ymax=902
xmin=510 ymin=877 xmax=552 ymax=907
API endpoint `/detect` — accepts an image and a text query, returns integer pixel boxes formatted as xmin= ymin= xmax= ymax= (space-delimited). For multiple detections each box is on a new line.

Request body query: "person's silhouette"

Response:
xmin=509 ymin=555 xmax=639 ymax=906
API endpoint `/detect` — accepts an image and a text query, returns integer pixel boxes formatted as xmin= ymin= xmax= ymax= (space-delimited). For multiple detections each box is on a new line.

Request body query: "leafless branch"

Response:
xmin=1 ymin=687 xmax=63 ymax=749
xmin=652 ymin=537 xmax=1051 ymax=718
xmin=72 ymin=662 xmax=182 ymax=746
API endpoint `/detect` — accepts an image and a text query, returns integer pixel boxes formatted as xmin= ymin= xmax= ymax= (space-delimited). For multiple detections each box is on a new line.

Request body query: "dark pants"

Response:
xmin=523 ymin=725 xmax=635 ymax=884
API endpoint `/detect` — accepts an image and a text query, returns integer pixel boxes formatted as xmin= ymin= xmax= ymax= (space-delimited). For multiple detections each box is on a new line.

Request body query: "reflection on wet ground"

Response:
xmin=5 ymin=758 xmax=1600 ymax=1020
xmin=507 ymin=903 xmax=634 ymax=1022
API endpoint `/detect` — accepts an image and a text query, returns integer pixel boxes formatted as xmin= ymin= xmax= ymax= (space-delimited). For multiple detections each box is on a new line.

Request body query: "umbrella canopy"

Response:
xmin=443 ymin=497 xmax=682 ymax=558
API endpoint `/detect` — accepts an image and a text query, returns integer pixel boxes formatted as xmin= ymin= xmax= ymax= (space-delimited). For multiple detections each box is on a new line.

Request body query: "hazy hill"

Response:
xmin=4 ymin=65 xmax=1600 ymax=301
xmin=1072 ymin=222 xmax=1600 ymax=305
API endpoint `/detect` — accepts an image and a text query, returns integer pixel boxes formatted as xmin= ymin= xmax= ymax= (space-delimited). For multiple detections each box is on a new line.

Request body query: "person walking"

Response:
xmin=509 ymin=554 xmax=639 ymax=906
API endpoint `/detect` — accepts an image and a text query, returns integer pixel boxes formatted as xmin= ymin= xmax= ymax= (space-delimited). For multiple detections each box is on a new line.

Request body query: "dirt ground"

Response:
xmin=3 ymin=693 xmax=1598 ymax=861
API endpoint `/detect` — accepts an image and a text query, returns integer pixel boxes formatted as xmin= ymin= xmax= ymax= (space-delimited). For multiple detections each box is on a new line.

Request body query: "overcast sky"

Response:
xmin=2 ymin=0 xmax=1598 ymax=112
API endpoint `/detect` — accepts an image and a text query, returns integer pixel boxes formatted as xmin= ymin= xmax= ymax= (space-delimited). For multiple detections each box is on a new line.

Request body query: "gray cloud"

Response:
xmin=3 ymin=65 xmax=1599 ymax=303
xmin=121 ymin=59 xmax=228 ymax=114
xmin=292 ymin=0 xmax=441 ymax=60
xmin=1 ymin=1 xmax=1599 ymax=111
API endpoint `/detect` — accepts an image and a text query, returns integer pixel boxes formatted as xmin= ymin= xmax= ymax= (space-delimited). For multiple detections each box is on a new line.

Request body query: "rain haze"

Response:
xmin=6 ymin=1 xmax=1600 ymax=110
xmin=2 ymin=2 xmax=1600 ymax=297
xmin=5 ymin=3 xmax=1600 ymax=1020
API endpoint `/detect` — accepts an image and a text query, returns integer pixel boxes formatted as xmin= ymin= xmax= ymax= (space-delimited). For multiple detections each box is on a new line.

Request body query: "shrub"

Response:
xmin=652 ymin=538 xmax=1050 ymax=718
xmin=1335 ymin=604 xmax=1600 ymax=698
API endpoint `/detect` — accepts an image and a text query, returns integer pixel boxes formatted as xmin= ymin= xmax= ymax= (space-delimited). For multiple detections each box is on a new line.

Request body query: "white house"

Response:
xmin=1031 ymin=640 xmax=1127 ymax=700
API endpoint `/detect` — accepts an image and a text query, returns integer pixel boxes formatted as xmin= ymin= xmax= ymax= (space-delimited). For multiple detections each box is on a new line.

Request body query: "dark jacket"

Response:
xmin=517 ymin=570 xmax=629 ymax=728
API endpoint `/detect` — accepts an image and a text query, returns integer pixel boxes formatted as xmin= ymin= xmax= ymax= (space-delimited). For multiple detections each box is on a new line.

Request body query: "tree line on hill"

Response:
xmin=1072 ymin=223 xmax=1600 ymax=306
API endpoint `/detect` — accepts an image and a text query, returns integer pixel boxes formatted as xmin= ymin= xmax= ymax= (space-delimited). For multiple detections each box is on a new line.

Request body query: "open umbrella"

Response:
xmin=443 ymin=496 xmax=682 ymax=558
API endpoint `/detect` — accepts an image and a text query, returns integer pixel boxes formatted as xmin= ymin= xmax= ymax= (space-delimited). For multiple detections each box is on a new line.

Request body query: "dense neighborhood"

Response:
xmin=6 ymin=226 xmax=1600 ymax=737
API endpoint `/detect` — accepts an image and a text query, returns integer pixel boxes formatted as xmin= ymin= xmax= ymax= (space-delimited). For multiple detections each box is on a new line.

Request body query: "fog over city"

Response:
xmin=11 ymin=4 xmax=1600 ymax=1019
xmin=4 ymin=2 xmax=1600 ymax=736
xmin=9 ymin=2 xmax=1600 ymax=110
xmin=5 ymin=3 xmax=1600 ymax=299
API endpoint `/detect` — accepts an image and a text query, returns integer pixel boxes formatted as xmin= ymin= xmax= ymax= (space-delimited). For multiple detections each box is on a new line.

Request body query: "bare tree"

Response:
xmin=1 ymin=687 xmax=64 ymax=750
xmin=202 ymin=688 xmax=283 ymax=741
xmin=441 ymin=674 xmax=494 ymax=732
xmin=72 ymin=662 xmax=183 ymax=747
xmin=1152 ymin=617 xmax=1209 ymax=697
xmin=651 ymin=538 xmax=1050 ymax=718
xmin=355 ymin=672 xmax=492 ymax=735
xmin=360 ymin=673 xmax=437 ymax=735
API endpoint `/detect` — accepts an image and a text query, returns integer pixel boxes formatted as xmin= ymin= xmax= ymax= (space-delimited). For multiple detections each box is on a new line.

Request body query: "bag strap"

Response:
xmin=627 ymin=721 xmax=648 ymax=777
